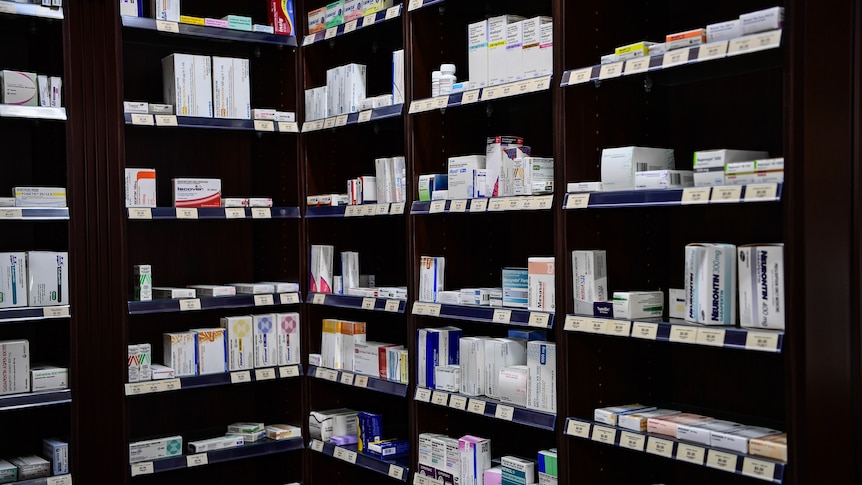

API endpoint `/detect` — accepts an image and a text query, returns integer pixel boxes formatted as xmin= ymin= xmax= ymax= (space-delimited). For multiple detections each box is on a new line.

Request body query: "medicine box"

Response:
xmin=634 ymin=170 xmax=693 ymax=190
xmin=665 ymin=28 xmax=705 ymax=50
xmin=448 ymin=156 xmax=486 ymax=200
xmin=486 ymin=136 xmax=523 ymax=198
xmin=26 ymin=251 xmax=68 ymax=307
xmin=502 ymin=267 xmax=528 ymax=308
xmin=152 ymin=287 xmax=195 ymax=299
xmin=310 ymin=245 xmax=334 ymax=293
xmin=129 ymin=436 xmax=183 ymax=463
xmin=163 ymin=332 xmax=197 ymax=377
xmin=594 ymin=404 xmax=656 ymax=426
xmin=488 ymin=15 xmax=524 ymax=86
xmin=13 ymin=187 xmax=67 ymax=207
xmin=706 ymin=19 xmax=743 ymax=42
xmin=9 ymin=456 xmax=49 ymax=480
xmin=485 ymin=338 xmax=527 ymax=398
xmin=692 ymin=149 xmax=768 ymax=187
xmin=647 ymin=413 xmax=711 ymax=437
xmin=611 ymin=291 xmax=663 ymax=320
xmin=459 ymin=337 xmax=486 ymax=396
xmin=253 ymin=314 xmax=277 ymax=368
xmin=0 ymin=71 xmax=38 ymax=106
xmin=151 ymin=0 xmax=180 ymax=22
xmin=749 ymin=433 xmax=787 ymax=462
xmin=523 ymin=17 xmax=553 ymax=79
xmin=275 ymin=312 xmax=301 ymax=365
xmin=505 ymin=20 xmax=525 ymax=83
xmin=501 ymin=456 xmax=536 ymax=485
xmin=212 ymin=57 xmax=251 ymax=120
xmin=572 ymin=250 xmax=608 ymax=304
xmin=325 ymin=1 xmax=344 ymax=28
xmin=669 ymin=288 xmax=686 ymax=319
xmin=125 ymin=169 xmax=156 ymax=208
xmin=528 ymin=257 xmax=555 ymax=312
xmin=738 ymin=244 xmax=784 ymax=329
xmin=188 ymin=436 xmax=243 ymax=453
xmin=618 ymin=409 xmax=680 ymax=432
xmin=419 ymin=256 xmax=445 ymax=303
xmin=460 ymin=436 xmax=492 ymax=485
xmin=193 ymin=328 xmax=227 ymax=375
xmin=527 ymin=341 xmax=556 ymax=412
xmin=266 ymin=424 xmax=302 ymax=440
xmin=162 ymin=54 xmax=213 ymax=118
xmin=309 ymin=409 xmax=358 ymax=441
xmin=31 ymin=366 xmax=68 ymax=392
xmin=41 ymin=438 xmax=68 ymax=475
xmin=740 ymin=7 xmax=784 ymax=35
xmin=268 ymin=0 xmax=296 ymax=35
xmin=0 ymin=340 xmax=30 ymax=395
xmin=600 ymin=146 xmax=675 ymax=191
xmin=172 ymin=178 xmax=222 ymax=208
xmin=0 ymin=252 xmax=27 ymax=308
xmin=0 ymin=460 xmax=15 ymax=483
xmin=498 ymin=365 xmax=528 ymax=406
xmin=697 ymin=244 xmax=736 ymax=326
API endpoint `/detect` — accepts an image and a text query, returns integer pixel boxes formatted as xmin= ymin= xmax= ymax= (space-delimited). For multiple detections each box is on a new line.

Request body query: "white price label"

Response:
xmin=505 ymin=197 xmax=527 ymax=210
xmin=493 ymin=309 xmax=512 ymax=324
xmin=311 ymin=439 xmax=325 ymax=452
xmin=385 ymin=5 xmax=400 ymax=20
xmin=698 ymin=41 xmax=729 ymax=61
xmin=280 ymin=292 xmax=300 ymax=304
xmin=566 ymin=420 xmax=591 ymax=438
xmin=481 ymin=86 xmax=501 ymax=101
xmin=469 ymin=198 xmax=488 ymax=212
xmin=408 ymin=100 xmax=429 ymax=113
xmin=376 ymin=203 xmax=391 ymax=215
xmin=324 ymin=27 xmax=337 ymax=39
xmin=620 ymin=432 xmax=646 ymax=451
xmin=254 ymin=120 xmax=275 ymax=132
xmin=467 ymin=399 xmax=486 ymax=415
xmin=745 ymin=331 xmax=780 ymax=352
xmin=598 ymin=61 xmax=624 ymax=80
xmin=533 ymin=195 xmax=554 ymax=209
xmin=461 ymin=90 xmax=481 ymax=104
xmin=278 ymin=121 xmax=299 ymax=133
xmin=528 ymin=312 xmax=551 ymax=327
xmin=488 ymin=198 xmax=506 ymax=211
xmin=302 ymin=35 xmax=315 ymax=46
xmin=390 ymin=202 xmax=406 ymax=214
xmin=706 ymin=449 xmax=739 ymax=471
xmin=624 ymin=57 xmax=650 ymax=75
xmin=324 ymin=369 xmax=339 ymax=381
xmin=255 ymin=368 xmax=276 ymax=381
xmin=43 ymin=306 xmax=70 ymax=318
xmin=429 ymin=200 xmax=446 ymax=213
xmin=631 ymin=321 xmax=659 ymax=339
xmin=307 ymin=120 xmax=325 ymax=131
xmin=131 ymin=114 xmax=154 ymax=126
xmin=696 ymin=328 xmax=726 ymax=347
xmin=587 ymin=318 xmax=608 ymax=334
xmin=407 ymin=0 xmax=423 ymax=10
xmin=567 ymin=67 xmax=594 ymax=85
xmin=681 ymin=187 xmax=711 ymax=204
xmin=251 ymin=207 xmax=271 ymax=219
xmin=0 ymin=2 xmax=16 ymax=14
xmin=323 ymin=117 xmax=337 ymax=129
xmin=415 ymin=387 xmax=432 ymax=402
xmin=662 ymin=48 xmax=690 ymax=69
xmin=315 ymin=367 xmax=326 ymax=379
xmin=313 ymin=293 xmax=326 ymax=305
xmin=677 ymin=444 xmax=706 ymax=465
xmin=385 ymin=300 xmax=401 ymax=312
xmin=131 ymin=462 xmax=154 ymax=476
xmin=224 ymin=208 xmax=245 ymax=219
xmin=742 ymin=457 xmax=776 ymax=480
xmin=354 ymin=375 xmax=368 ymax=388
xmin=279 ymin=365 xmax=300 ymax=378
xmin=47 ymin=476 xmax=72 ymax=485
xmin=155 ymin=114 xmax=177 ymax=126
xmin=156 ymin=20 xmax=180 ymax=33
xmin=431 ymin=391 xmax=449 ymax=405
xmin=389 ymin=465 xmax=405 ymax=480
xmin=711 ymin=185 xmax=743 ymax=203
xmin=175 ymin=208 xmax=198 ymax=219
xmin=254 ymin=294 xmax=275 ymax=306
xmin=449 ymin=395 xmax=468 ymax=410
xmin=344 ymin=20 xmax=358 ymax=33
xmin=128 ymin=208 xmax=152 ymax=220
xmin=495 ymin=405 xmax=515 ymax=421
xmin=361 ymin=203 xmax=376 ymax=217
xmin=669 ymin=325 xmax=697 ymax=343
xmin=230 ymin=371 xmax=251 ymax=384
xmin=745 ymin=183 xmax=779 ymax=201
xmin=340 ymin=372 xmax=355 ymax=385
xmin=414 ymin=475 xmax=444 ymax=485
xmin=179 ymin=299 xmax=202 ymax=311
xmin=608 ymin=321 xmax=632 ymax=336
xmin=646 ymin=437 xmax=674 ymax=457
xmin=566 ymin=193 xmax=590 ymax=209
xmin=729 ymin=31 xmax=781 ymax=55
xmin=362 ymin=13 xmax=376 ymax=27
xmin=413 ymin=302 xmax=441 ymax=316
xmin=344 ymin=205 xmax=360 ymax=217
xmin=361 ymin=297 xmax=376 ymax=310
xmin=564 ymin=316 xmax=586 ymax=332
xmin=591 ymin=425 xmax=617 ymax=444
xmin=187 ymin=453 xmax=208 ymax=467
xmin=335 ymin=114 xmax=349 ymax=127
xmin=356 ymin=110 xmax=373 ymax=123
xmin=0 ymin=208 xmax=23 ymax=219
xmin=430 ymin=96 xmax=449 ymax=109
xmin=450 ymin=200 xmax=468 ymax=212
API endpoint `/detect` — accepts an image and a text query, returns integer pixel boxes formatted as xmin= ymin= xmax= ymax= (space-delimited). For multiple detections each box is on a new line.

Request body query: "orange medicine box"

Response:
xmin=665 ymin=28 xmax=706 ymax=50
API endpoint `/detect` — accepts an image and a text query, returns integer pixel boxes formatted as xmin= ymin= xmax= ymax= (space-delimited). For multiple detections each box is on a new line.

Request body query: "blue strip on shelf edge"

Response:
xmin=307 ymin=365 xmax=409 ymax=397
xmin=121 ymin=16 xmax=297 ymax=46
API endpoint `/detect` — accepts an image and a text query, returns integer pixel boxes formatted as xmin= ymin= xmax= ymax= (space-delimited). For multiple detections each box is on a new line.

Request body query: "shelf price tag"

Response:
xmin=255 ymin=368 xmax=276 ymax=381
xmin=481 ymin=86 xmax=502 ymax=101
xmin=745 ymin=183 xmax=778 ymax=202
xmin=565 ymin=420 xmax=591 ymax=438
xmin=279 ymin=365 xmax=300 ymax=378
xmin=361 ymin=297 xmax=377 ymax=310
xmin=598 ymin=62 xmax=623 ymax=80
xmin=335 ymin=114 xmax=349 ymax=127
xmin=385 ymin=5 xmax=400 ymax=20
xmin=414 ymin=475 xmax=444 ymax=485
xmin=376 ymin=203 xmax=391 ymax=215
xmin=155 ymin=115 xmax=177 ymax=126
xmin=591 ymin=425 xmax=617 ymax=444
xmin=230 ymin=371 xmax=251 ymax=384
xmin=430 ymin=96 xmax=449 ymax=109
xmin=414 ymin=387 xmax=432 ymax=402
xmin=669 ymin=325 xmax=697 ymax=343
xmin=461 ymin=90 xmax=481 ymax=104
xmin=607 ymin=320 xmax=632 ymax=336
xmin=254 ymin=294 xmax=275 ymax=306
xmin=619 ymin=431 xmax=646 ymax=451
xmin=362 ymin=13 xmax=376 ymax=26
xmin=324 ymin=369 xmax=339 ymax=381
xmin=179 ymin=299 xmax=202 ymax=311
xmin=506 ymin=197 xmax=526 ymax=210
xmin=310 ymin=439 xmax=325 ymax=452
xmin=469 ymin=199 xmax=488 ymax=212
xmin=302 ymin=35 xmax=316 ymax=46
xmin=492 ymin=309 xmax=512 ymax=324
xmin=323 ymin=117 xmax=337 ymax=129
xmin=646 ymin=436 xmax=674 ymax=458
xmin=128 ymin=208 xmax=152 ymax=220
xmin=251 ymin=207 xmax=271 ymax=219
xmin=254 ymin=120 xmax=275 ymax=132
xmin=449 ymin=395 xmax=468 ymax=410
xmin=587 ymin=318 xmax=608 ymax=334
xmin=175 ymin=208 xmax=198 ymax=219
xmin=564 ymin=316 xmax=586 ymax=332
xmin=533 ymin=195 xmax=554 ymax=209
xmin=344 ymin=20 xmax=358 ymax=33
xmin=467 ymin=399 xmax=486 ymax=415
xmin=344 ymin=205 xmax=360 ymax=217
xmin=312 ymin=293 xmax=326 ymax=305
xmin=224 ymin=208 xmax=245 ymax=219
xmin=566 ymin=67 xmax=594 ymax=85
xmin=131 ymin=114 xmax=154 ymax=126
xmin=450 ymin=200 xmax=468 ymax=212
xmin=340 ymin=372 xmax=355 ymax=385
xmin=711 ymin=185 xmax=743 ymax=203
xmin=156 ymin=20 xmax=180 ymax=33
xmin=412 ymin=302 xmax=441 ymax=316
xmin=698 ymin=41 xmax=729 ymax=61
xmin=407 ymin=0 xmax=423 ymax=10
xmin=494 ymin=405 xmax=515 ymax=421
xmin=742 ymin=457 xmax=776 ymax=480
xmin=488 ymin=199 xmax=506 ymax=211
xmin=745 ymin=331 xmax=780 ymax=352
xmin=431 ymin=391 xmax=449 ymax=406
xmin=566 ymin=193 xmax=590 ymax=209
xmin=696 ymin=328 xmax=726 ymax=347
xmin=662 ymin=48 xmax=690 ymax=69
xmin=362 ymin=204 xmax=377 ymax=216
xmin=278 ymin=121 xmax=299 ymax=133
xmin=354 ymin=375 xmax=369 ymax=388
xmin=624 ymin=57 xmax=650 ymax=75
xmin=631 ymin=321 xmax=659 ymax=340
xmin=429 ymin=200 xmax=446 ymax=213
xmin=47 ymin=476 xmax=72 ymax=485
xmin=389 ymin=465 xmax=405 ymax=480
xmin=385 ymin=300 xmax=401 ymax=312
xmin=357 ymin=110 xmax=373 ymax=123
xmin=729 ymin=30 xmax=781 ymax=56
xmin=528 ymin=312 xmax=551 ymax=327
xmin=324 ymin=27 xmax=337 ymax=39
xmin=43 ymin=306 xmax=70 ymax=318
xmin=280 ymin=293 xmax=300 ymax=304
xmin=706 ymin=449 xmax=739 ymax=472
xmin=681 ymin=187 xmax=711 ymax=204
xmin=390 ymin=202 xmax=406 ymax=214
xmin=676 ymin=444 xmax=706 ymax=465
xmin=131 ymin=462 xmax=154 ymax=476
xmin=0 ymin=208 xmax=22 ymax=219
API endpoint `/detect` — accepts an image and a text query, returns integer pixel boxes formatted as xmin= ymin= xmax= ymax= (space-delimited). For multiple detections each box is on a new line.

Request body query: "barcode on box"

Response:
xmin=636 ymin=163 xmax=648 ymax=172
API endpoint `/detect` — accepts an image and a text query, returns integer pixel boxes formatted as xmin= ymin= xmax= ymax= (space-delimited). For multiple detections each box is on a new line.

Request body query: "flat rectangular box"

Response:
xmin=634 ymin=170 xmax=694 ymax=190
xmin=572 ymin=250 xmax=608 ymax=304
xmin=162 ymin=54 xmax=213 ymax=118
xmin=188 ymin=436 xmax=244 ymax=453
xmin=749 ymin=433 xmax=787 ymax=462
xmin=125 ymin=169 xmax=157 ymax=208
xmin=148 ymin=104 xmax=174 ymax=114
xmin=501 ymin=455 xmax=536 ymax=485
xmin=226 ymin=430 xmax=265 ymax=442
xmin=514 ymin=157 xmax=554 ymax=195
xmin=247 ymin=198 xmax=273 ymax=208
xmin=163 ymin=332 xmax=197 ymax=377
xmin=612 ymin=291 xmax=663 ymax=320
xmin=418 ymin=174 xmax=449 ymax=202
xmin=419 ymin=256 xmax=445 ymax=303
xmin=180 ymin=15 xmax=205 ymax=25
xmin=266 ymin=424 xmax=302 ymax=440
xmin=151 ymin=364 xmax=175 ymax=379
xmin=221 ymin=15 xmax=252 ymax=31
xmin=120 ymin=0 xmax=141 ymax=17
xmin=528 ymin=257 xmax=555 ymax=312
xmin=724 ymin=157 xmax=784 ymax=185
xmin=253 ymin=24 xmax=275 ymax=33
xmin=601 ymin=147 xmax=675 ymax=191
xmin=0 ymin=252 xmax=27 ymax=308
xmin=0 ymin=459 xmax=15 ymax=483
xmin=0 ymin=340 xmax=29 ymax=395
xmin=523 ymin=17 xmax=553 ymax=79
xmin=188 ymin=285 xmax=236 ymax=297
xmin=448 ymin=155 xmax=486 ymax=200
xmin=461 ymin=288 xmax=493 ymax=306
xmin=124 ymin=101 xmax=149 ymax=113
xmin=484 ymin=467 xmax=502 ymax=485
xmin=0 ymin=71 xmax=38 ymax=106
xmin=309 ymin=408 xmax=358 ymax=441
xmin=172 ymin=178 xmax=221 ymax=208
xmin=13 ymin=187 xmax=66 ymax=207
xmin=274 ymin=111 xmax=295 ymax=122
xmin=567 ymin=182 xmax=603 ymax=193
xmin=665 ymin=28 xmax=705 ymax=50
xmin=460 ymin=436 xmax=491 ymax=485
xmin=706 ymin=19 xmax=743 ymax=42
xmin=594 ymin=404 xmax=655 ymax=426
xmin=42 ymin=438 xmax=69 ymax=476
xmin=738 ymin=244 xmax=784 ymax=330
xmin=321 ymin=319 xmax=343 ymax=369
xmin=677 ymin=419 xmax=746 ymax=444
xmin=647 ymin=413 xmax=711 ymax=437
xmin=614 ymin=41 xmax=658 ymax=59
xmin=711 ymin=426 xmax=782 ymax=454
xmin=231 ymin=283 xmax=275 ymax=294
xmin=129 ymin=436 xmax=183 ymax=463
xmin=325 ymin=0 xmax=344 ymax=28
xmin=503 ymin=267 xmax=529 ymax=308
xmin=361 ymin=0 xmax=393 ymax=15
xmin=354 ymin=341 xmax=397 ymax=377
xmin=459 ymin=337 xmax=486 ymax=396
xmin=698 ymin=244 xmax=737 ymax=326
xmin=436 ymin=290 xmax=461 ymax=305
xmin=151 ymin=0 xmax=179 ymax=22
xmin=740 ymin=7 xmax=784 ymax=35
xmin=0 ymin=198 xmax=14 ymax=207
xmin=212 ymin=56 xmax=251 ymax=120
xmin=252 ymin=108 xmax=277 ymax=120
xmin=193 ymin=328 xmax=227 ymax=375
xmin=153 ymin=287 xmax=196 ymax=299
xmin=368 ymin=438 xmax=410 ymax=458
xmin=227 ymin=422 xmax=264 ymax=434
xmin=26 ymin=251 xmax=69 ymax=307
xmin=10 ymin=456 xmax=49 ymax=480
xmin=268 ymin=0 xmax=296 ymax=35
xmin=275 ymin=312 xmax=301 ymax=365
xmin=618 ymin=409 xmax=680 ymax=432
xmin=527 ymin=341 xmax=556 ymax=412
xmin=205 ymin=18 xmax=229 ymax=28
xmin=692 ymin=149 xmax=768 ymax=187
xmin=488 ymin=15 xmax=524 ymax=86
xmin=30 ymin=366 xmax=68 ymax=392
xmin=253 ymin=314 xmax=277 ymax=368
xmin=499 ymin=365 xmax=528 ymax=406
xmin=418 ymin=433 xmax=444 ymax=467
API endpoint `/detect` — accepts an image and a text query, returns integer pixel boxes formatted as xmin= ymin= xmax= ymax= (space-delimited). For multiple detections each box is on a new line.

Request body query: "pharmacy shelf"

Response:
xmin=563 ymin=183 xmax=783 ymax=210
xmin=130 ymin=437 xmax=304 ymax=476
xmin=309 ymin=440 xmax=410 ymax=482
xmin=0 ymin=2 xmax=63 ymax=20
xmin=127 ymin=292 xmax=301 ymax=315
xmin=302 ymin=5 xmax=402 ymax=47
xmin=411 ymin=195 xmax=555 ymax=215
xmin=301 ymin=104 xmax=404 ymax=133
xmin=0 ymin=389 xmax=71 ymax=412
xmin=16 ymin=475 xmax=72 ymax=485
xmin=408 ymin=75 xmax=552 ymax=115
xmin=305 ymin=202 xmax=407 ymax=218
xmin=406 ymin=0 xmax=444 ymax=13
xmin=0 ymin=105 xmax=66 ymax=121
xmin=307 ymin=365 xmax=409 ymax=398
xmin=307 ymin=293 xmax=408 ymax=314
xmin=563 ymin=418 xmax=785 ymax=483
xmin=0 ymin=305 xmax=70 ymax=324
xmin=415 ymin=387 xmax=556 ymax=431
xmin=125 ymin=365 xmax=303 ymax=396
xmin=120 ymin=16 xmax=297 ymax=46
xmin=126 ymin=207 xmax=300 ymax=221
xmin=411 ymin=302 xmax=554 ymax=329
xmin=123 ymin=113 xmax=300 ymax=133
xmin=561 ymin=30 xmax=782 ymax=87
xmin=0 ymin=207 xmax=70 ymax=220
xmin=563 ymin=315 xmax=784 ymax=353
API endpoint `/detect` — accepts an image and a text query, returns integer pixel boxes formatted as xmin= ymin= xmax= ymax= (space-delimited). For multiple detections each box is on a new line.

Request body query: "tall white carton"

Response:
xmin=221 ymin=316 xmax=254 ymax=371
xmin=527 ymin=341 xmax=556 ymax=412
xmin=253 ymin=314 xmax=277 ymax=367
xmin=600 ymin=147 xmax=675 ymax=191
xmin=448 ymin=155 xmax=487 ymax=200
xmin=486 ymin=136 xmax=523 ymax=197
xmin=339 ymin=321 xmax=367 ymax=371
xmin=459 ymin=435 xmax=491 ymax=485
xmin=528 ymin=257 xmax=555 ymax=312
xmin=468 ymin=20 xmax=489 ymax=89
xmin=163 ymin=332 xmax=197 ymax=377
xmin=523 ymin=17 xmax=552 ymax=79
xmin=459 ymin=337 xmax=487 ymax=396
xmin=0 ymin=253 xmax=27 ymax=308
xmin=488 ymin=16 xmax=524 ymax=86
xmin=275 ymin=312 xmax=301 ymax=364
xmin=162 ymin=54 xmax=213 ymax=118
xmin=738 ymin=245 xmax=784 ymax=330
xmin=571 ymin=250 xmax=608 ymax=304
xmin=419 ymin=256 xmax=445 ymax=303
xmin=392 ymin=49 xmax=405 ymax=105
xmin=212 ymin=57 xmax=251 ymax=120
xmin=0 ymin=340 xmax=30 ymax=395
xmin=697 ymin=244 xmax=737 ymax=326
xmin=684 ymin=244 xmax=706 ymax=323
xmin=193 ymin=328 xmax=227 ymax=375
xmin=321 ymin=319 xmax=343 ymax=369
xmin=26 ymin=251 xmax=68 ymax=307
xmin=505 ymin=21 xmax=525 ymax=82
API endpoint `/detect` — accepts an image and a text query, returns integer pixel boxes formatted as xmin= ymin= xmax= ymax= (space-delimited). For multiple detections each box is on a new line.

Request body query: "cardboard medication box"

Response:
xmin=310 ymin=245 xmax=334 ymax=293
xmin=523 ymin=17 xmax=553 ymax=79
xmin=572 ymin=250 xmax=608 ymax=304
xmin=42 ymin=438 xmax=68 ymax=476
xmin=498 ymin=365 xmax=528 ymax=406
xmin=448 ymin=156 xmax=486 ymax=200
xmin=27 ymin=251 xmax=69 ymax=307
xmin=501 ymin=456 xmax=536 ymax=485
xmin=468 ymin=20 xmax=489 ymax=89
xmin=151 ymin=0 xmax=180 ymax=22
xmin=503 ymin=267 xmax=529 ymax=308
xmin=740 ymin=7 xmax=784 ymax=35
xmin=0 ymin=252 xmax=27 ymax=308
xmin=0 ymin=340 xmax=30 ymax=395
xmin=528 ymin=257 xmax=555 ymax=312
xmin=163 ymin=332 xmax=197 ymax=377
xmin=188 ymin=436 xmax=243 ymax=453
xmin=706 ymin=19 xmax=743 ymax=42
xmin=0 ymin=71 xmax=38 ymax=106
xmin=125 ymin=169 xmax=156 ymax=208
xmin=594 ymin=404 xmax=656 ymax=426
xmin=724 ymin=158 xmax=784 ymax=185
xmin=13 ymin=187 xmax=67 ymax=207
xmin=129 ymin=436 xmax=183 ymax=463
xmin=459 ymin=435 xmax=491 ymax=485
xmin=419 ymin=256 xmax=445 ymax=303
xmin=253 ymin=314 xmax=277 ymax=368
xmin=193 ymin=328 xmax=227 ymax=375
xmin=9 ymin=456 xmax=49 ymax=480
xmin=612 ymin=291 xmax=663 ymax=320
xmin=275 ymin=312 xmax=301 ymax=365
xmin=31 ymin=366 xmax=68 ymax=392
xmin=618 ymin=409 xmax=680 ymax=432
xmin=692 ymin=149 xmax=768 ymax=187
xmin=488 ymin=15 xmax=524 ymax=86
xmin=634 ymin=170 xmax=693 ymax=190
xmin=268 ymin=0 xmax=296 ymax=35
xmin=690 ymin=243 xmax=737 ymax=325
xmin=172 ymin=178 xmax=222 ymax=208
xmin=600 ymin=147 xmax=675 ymax=191
xmin=212 ymin=57 xmax=251 ymax=120
xmin=309 ymin=408 xmax=358 ymax=441
xmin=527 ymin=341 xmax=556 ymax=412
xmin=0 ymin=460 xmax=15 ymax=483
xmin=738 ymin=244 xmax=785 ymax=330
xmin=162 ymin=54 xmax=213 ymax=118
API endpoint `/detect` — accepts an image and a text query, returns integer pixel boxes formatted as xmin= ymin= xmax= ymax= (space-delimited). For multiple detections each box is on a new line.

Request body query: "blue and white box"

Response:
xmin=419 ymin=256 xmax=445 ymax=303
xmin=699 ymin=243 xmax=737 ymax=326
xmin=738 ymin=244 xmax=784 ymax=330
xmin=502 ymin=267 xmax=528 ymax=308
xmin=0 ymin=252 xmax=27 ymax=309
xmin=417 ymin=329 xmax=440 ymax=388
xmin=253 ymin=313 xmax=277 ymax=367
xmin=501 ymin=456 xmax=536 ymax=485
xmin=41 ymin=438 xmax=68 ymax=476
xmin=459 ymin=337 xmax=487 ymax=396
xmin=527 ymin=341 xmax=555 ymax=412
xmin=357 ymin=412 xmax=383 ymax=452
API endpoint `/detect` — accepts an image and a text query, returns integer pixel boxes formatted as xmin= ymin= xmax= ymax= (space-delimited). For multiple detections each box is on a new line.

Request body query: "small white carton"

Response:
xmin=275 ymin=312 xmax=301 ymax=365
xmin=0 ymin=340 xmax=30 ymax=395
xmin=162 ymin=54 xmax=213 ymax=118
xmin=523 ymin=17 xmax=553 ymax=79
xmin=738 ymin=244 xmax=784 ymax=330
xmin=0 ymin=252 xmax=27 ymax=308
xmin=706 ymin=19 xmax=743 ymax=43
xmin=572 ymin=250 xmax=608 ymax=304
xmin=601 ymin=147 xmax=675 ymax=191
xmin=26 ymin=251 xmax=68 ymax=307
xmin=253 ymin=314 xmax=277 ymax=368
xmin=419 ymin=256 xmax=445 ymax=303
xmin=634 ymin=170 xmax=694 ymax=190
xmin=129 ymin=436 xmax=183 ymax=463
xmin=163 ymin=332 xmax=197 ymax=377
xmin=488 ymin=15 xmax=524 ymax=86
xmin=527 ymin=341 xmax=556 ymax=412
xmin=31 ymin=366 xmax=68 ymax=391
xmin=697 ymin=244 xmax=736 ymax=326
xmin=212 ymin=56 xmax=251 ymax=120
xmin=505 ymin=20 xmax=525 ymax=82
xmin=612 ymin=291 xmax=664 ymax=320
xmin=692 ymin=149 xmax=768 ymax=187
xmin=448 ymin=155 xmax=486 ymax=200
xmin=192 ymin=328 xmax=227 ymax=375
xmin=468 ymin=20 xmax=489 ymax=89
xmin=740 ymin=7 xmax=784 ymax=35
